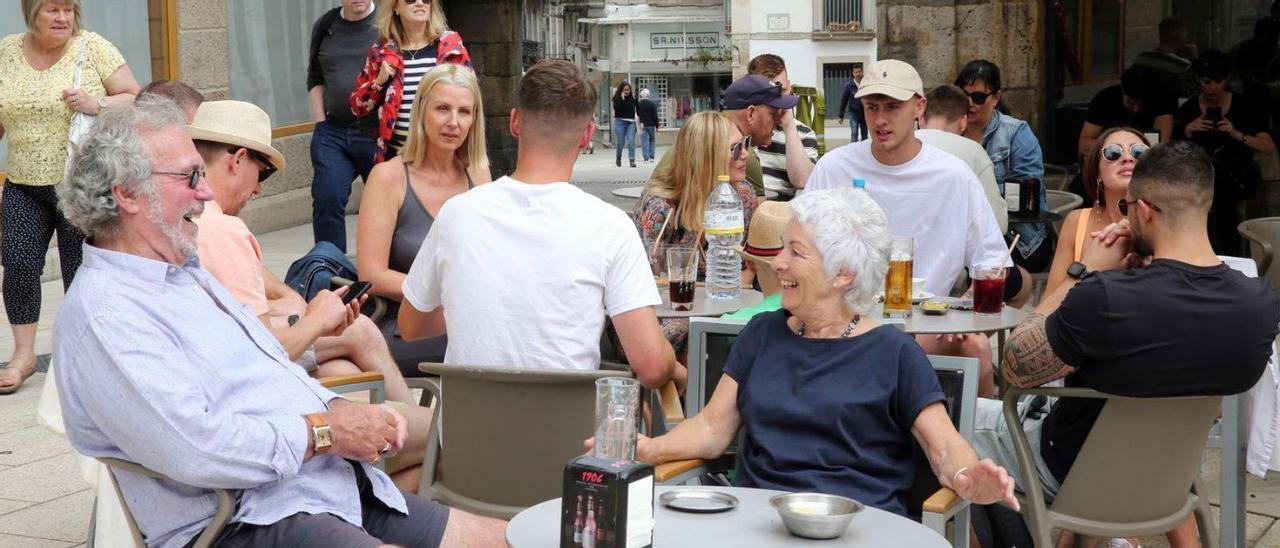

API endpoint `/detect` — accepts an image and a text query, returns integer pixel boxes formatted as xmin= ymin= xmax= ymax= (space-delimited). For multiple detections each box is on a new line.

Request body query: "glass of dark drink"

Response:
xmin=666 ymin=246 xmax=698 ymax=311
xmin=971 ymin=265 xmax=1005 ymax=315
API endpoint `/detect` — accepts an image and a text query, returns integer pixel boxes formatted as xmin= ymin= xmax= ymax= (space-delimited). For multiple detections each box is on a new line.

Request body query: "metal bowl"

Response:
xmin=769 ymin=492 xmax=864 ymax=540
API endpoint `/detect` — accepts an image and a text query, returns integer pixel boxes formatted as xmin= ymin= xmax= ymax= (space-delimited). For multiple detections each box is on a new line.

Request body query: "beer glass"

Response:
xmin=972 ymin=265 xmax=1006 ymax=315
xmin=883 ymin=237 xmax=913 ymax=318
xmin=593 ymin=377 xmax=639 ymax=461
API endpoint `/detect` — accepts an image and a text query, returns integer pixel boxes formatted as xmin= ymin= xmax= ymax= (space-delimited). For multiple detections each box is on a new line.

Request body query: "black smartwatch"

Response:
xmin=1066 ymin=261 xmax=1091 ymax=281
xmin=287 ymin=314 xmax=301 ymax=326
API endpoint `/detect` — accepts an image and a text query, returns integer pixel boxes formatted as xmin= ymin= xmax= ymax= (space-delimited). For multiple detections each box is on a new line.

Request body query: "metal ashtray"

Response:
xmin=659 ymin=489 xmax=739 ymax=513
xmin=769 ymin=492 xmax=864 ymax=539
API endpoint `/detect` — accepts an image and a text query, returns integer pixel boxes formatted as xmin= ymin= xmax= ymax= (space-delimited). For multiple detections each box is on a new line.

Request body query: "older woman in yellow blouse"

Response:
xmin=0 ymin=0 xmax=139 ymax=393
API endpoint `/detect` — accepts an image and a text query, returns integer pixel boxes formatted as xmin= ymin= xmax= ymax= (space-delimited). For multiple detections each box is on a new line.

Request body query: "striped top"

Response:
xmin=389 ymin=43 xmax=440 ymax=154
xmin=756 ymin=121 xmax=819 ymax=195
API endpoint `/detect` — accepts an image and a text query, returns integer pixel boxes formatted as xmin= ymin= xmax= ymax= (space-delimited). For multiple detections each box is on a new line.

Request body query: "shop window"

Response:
xmin=227 ymin=0 xmax=333 ymax=132
xmin=1062 ymin=0 xmax=1126 ymax=83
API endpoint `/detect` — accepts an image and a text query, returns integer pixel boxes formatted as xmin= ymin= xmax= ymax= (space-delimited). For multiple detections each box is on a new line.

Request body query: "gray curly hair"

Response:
xmin=58 ymin=96 xmax=187 ymax=240
xmin=788 ymin=187 xmax=893 ymax=315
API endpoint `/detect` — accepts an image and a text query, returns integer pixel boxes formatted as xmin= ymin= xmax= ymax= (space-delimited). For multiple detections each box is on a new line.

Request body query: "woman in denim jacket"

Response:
xmin=956 ymin=60 xmax=1053 ymax=271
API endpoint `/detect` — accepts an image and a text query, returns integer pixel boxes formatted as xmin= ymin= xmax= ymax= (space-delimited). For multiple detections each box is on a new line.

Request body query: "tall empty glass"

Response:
xmin=593 ymin=377 xmax=640 ymax=461
xmin=883 ymin=237 xmax=914 ymax=318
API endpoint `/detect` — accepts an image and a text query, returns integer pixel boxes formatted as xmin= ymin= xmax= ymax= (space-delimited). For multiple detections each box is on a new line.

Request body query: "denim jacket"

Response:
xmin=983 ymin=110 xmax=1048 ymax=258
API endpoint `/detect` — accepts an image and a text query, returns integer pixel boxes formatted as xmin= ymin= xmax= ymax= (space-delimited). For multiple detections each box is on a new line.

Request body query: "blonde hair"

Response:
xmin=402 ymin=64 xmax=488 ymax=171
xmin=377 ymin=0 xmax=449 ymax=45
xmin=645 ymin=111 xmax=737 ymax=235
xmin=22 ymin=0 xmax=80 ymax=35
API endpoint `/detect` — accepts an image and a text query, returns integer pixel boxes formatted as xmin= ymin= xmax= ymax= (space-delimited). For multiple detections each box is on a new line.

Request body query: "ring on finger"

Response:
xmin=381 ymin=441 xmax=392 ymax=454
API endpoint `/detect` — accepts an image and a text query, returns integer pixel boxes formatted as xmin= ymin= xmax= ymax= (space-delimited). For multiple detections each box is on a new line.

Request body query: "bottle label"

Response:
xmin=705 ymin=210 xmax=744 ymax=235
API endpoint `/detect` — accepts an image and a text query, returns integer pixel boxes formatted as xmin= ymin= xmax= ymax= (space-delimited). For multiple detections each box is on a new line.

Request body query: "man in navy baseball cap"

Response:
xmin=720 ymin=74 xmax=800 ymax=195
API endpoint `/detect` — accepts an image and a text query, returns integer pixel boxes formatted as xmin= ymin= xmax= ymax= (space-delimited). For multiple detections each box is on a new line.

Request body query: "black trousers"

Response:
xmin=1 ymin=182 xmax=83 ymax=325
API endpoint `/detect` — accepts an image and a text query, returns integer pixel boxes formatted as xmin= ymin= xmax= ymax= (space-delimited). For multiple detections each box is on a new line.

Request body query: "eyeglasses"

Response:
xmin=1101 ymin=142 xmax=1150 ymax=163
xmin=730 ymin=135 xmax=752 ymax=160
xmin=967 ymin=91 xmax=992 ymax=105
xmin=153 ymin=167 xmax=205 ymax=189
xmin=229 ymin=147 xmax=277 ymax=183
xmin=1118 ymin=197 xmax=1161 ymax=216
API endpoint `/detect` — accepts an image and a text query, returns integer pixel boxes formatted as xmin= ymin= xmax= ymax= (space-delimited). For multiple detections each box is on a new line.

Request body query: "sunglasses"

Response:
xmin=153 ymin=167 xmax=205 ymax=189
xmin=1117 ymin=197 xmax=1161 ymax=216
xmin=229 ymin=147 xmax=277 ymax=183
xmin=730 ymin=135 xmax=752 ymax=160
xmin=1101 ymin=142 xmax=1149 ymax=163
xmin=402 ymin=0 xmax=430 ymax=4
xmin=967 ymin=91 xmax=992 ymax=105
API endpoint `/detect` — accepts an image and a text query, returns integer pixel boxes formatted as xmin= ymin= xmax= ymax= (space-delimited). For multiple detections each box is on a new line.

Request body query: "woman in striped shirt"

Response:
xmin=350 ymin=0 xmax=472 ymax=164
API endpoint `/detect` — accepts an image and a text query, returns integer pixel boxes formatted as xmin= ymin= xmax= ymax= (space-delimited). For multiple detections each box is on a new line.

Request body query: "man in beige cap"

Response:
xmin=188 ymin=100 xmax=429 ymax=489
xmin=805 ymin=59 xmax=1028 ymax=398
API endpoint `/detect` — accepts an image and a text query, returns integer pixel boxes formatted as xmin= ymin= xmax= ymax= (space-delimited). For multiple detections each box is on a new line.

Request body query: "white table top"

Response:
xmin=656 ymin=286 xmax=764 ymax=318
xmin=612 ymin=186 xmax=781 ymax=200
xmin=505 ymin=486 xmax=949 ymax=548
xmin=871 ymin=302 xmax=1028 ymax=335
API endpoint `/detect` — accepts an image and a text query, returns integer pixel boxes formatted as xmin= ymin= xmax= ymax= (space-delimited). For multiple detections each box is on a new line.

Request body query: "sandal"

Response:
xmin=0 ymin=361 xmax=36 ymax=395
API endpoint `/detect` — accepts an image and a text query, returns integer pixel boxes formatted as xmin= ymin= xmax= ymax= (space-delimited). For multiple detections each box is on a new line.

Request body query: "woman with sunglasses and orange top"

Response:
xmin=1043 ymin=127 xmax=1150 ymax=296
xmin=633 ymin=111 xmax=756 ymax=355
xmin=349 ymin=0 xmax=471 ymax=164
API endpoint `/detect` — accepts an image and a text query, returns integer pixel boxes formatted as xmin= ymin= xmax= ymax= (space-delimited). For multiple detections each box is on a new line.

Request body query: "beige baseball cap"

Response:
xmin=854 ymin=59 xmax=924 ymax=101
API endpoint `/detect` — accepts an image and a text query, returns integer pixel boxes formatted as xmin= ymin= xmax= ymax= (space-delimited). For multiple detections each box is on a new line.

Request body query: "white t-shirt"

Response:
xmin=806 ymin=140 xmax=1007 ymax=296
xmin=915 ymin=128 xmax=1008 ymax=233
xmin=401 ymin=176 xmax=661 ymax=370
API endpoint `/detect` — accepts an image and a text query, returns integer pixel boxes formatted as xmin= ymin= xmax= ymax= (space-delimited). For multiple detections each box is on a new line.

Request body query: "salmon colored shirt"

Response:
xmin=194 ymin=201 xmax=269 ymax=316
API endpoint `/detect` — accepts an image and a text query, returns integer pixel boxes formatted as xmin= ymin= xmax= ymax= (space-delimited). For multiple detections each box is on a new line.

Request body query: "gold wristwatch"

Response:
xmin=305 ymin=413 xmax=333 ymax=454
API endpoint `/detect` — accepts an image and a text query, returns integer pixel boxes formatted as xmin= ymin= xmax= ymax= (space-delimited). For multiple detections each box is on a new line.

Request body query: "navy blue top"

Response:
xmin=724 ymin=310 xmax=944 ymax=515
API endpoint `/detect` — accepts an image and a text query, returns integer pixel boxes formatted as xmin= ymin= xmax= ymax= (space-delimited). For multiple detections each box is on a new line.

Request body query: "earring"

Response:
xmin=832 ymin=282 xmax=839 ymax=288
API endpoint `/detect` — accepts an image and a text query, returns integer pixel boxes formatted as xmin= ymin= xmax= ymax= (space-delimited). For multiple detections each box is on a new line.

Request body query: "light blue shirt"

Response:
xmin=54 ymin=244 xmax=406 ymax=548
xmin=982 ymin=110 xmax=1048 ymax=257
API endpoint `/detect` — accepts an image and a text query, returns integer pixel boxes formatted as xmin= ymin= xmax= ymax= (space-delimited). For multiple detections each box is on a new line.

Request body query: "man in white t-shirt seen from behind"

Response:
xmin=806 ymin=59 xmax=1030 ymax=398
xmin=397 ymin=59 xmax=686 ymax=391
xmin=916 ymin=84 xmax=1007 ymax=233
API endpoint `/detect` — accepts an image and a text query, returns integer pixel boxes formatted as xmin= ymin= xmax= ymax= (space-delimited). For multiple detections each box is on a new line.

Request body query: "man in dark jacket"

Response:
xmin=637 ymin=88 xmax=660 ymax=163
xmin=837 ymin=64 xmax=867 ymax=142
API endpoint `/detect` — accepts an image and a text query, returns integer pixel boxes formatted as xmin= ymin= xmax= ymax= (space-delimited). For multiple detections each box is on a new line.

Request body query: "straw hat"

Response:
xmin=186 ymin=100 xmax=287 ymax=172
xmin=736 ymin=200 xmax=791 ymax=265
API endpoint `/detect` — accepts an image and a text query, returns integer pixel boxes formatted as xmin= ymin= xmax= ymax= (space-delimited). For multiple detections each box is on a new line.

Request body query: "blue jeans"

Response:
xmin=310 ymin=120 xmax=377 ymax=253
xmin=640 ymin=126 xmax=656 ymax=161
xmin=613 ymin=118 xmax=636 ymax=163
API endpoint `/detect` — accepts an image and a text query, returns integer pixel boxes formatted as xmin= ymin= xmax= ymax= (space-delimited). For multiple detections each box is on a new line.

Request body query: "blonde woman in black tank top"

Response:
xmin=356 ymin=64 xmax=490 ymax=374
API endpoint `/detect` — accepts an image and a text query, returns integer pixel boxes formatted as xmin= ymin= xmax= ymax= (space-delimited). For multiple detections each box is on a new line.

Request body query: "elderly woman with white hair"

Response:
xmin=606 ymin=188 xmax=1019 ymax=515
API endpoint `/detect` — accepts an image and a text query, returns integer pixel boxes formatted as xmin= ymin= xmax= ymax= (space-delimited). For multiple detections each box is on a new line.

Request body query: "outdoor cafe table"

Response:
xmin=655 ymin=286 xmax=764 ymax=319
xmin=504 ymin=486 xmax=950 ymax=548
xmin=1007 ymin=210 xmax=1063 ymax=226
xmin=612 ymin=186 xmax=781 ymax=200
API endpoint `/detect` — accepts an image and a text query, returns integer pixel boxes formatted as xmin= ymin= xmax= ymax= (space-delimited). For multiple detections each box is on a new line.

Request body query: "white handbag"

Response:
xmin=64 ymin=36 xmax=92 ymax=180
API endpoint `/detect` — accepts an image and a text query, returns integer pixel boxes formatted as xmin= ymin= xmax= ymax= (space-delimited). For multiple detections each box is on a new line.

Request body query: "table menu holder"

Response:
xmin=561 ymin=456 xmax=654 ymax=548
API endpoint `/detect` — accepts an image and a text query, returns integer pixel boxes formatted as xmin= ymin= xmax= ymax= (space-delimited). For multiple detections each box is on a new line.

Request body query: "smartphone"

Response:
xmin=340 ymin=281 xmax=372 ymax=304
xmin=1206 ymin=106 xmax=1223 ymax=124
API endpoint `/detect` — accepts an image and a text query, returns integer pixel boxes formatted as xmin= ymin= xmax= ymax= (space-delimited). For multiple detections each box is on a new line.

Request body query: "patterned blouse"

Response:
xmin=630 ymin=181 xmax=758 ymax=354
xmin=349 ymin=31 xmax=471 ymax=164
xmin=0 ymin=31 xmax=125 ymax=185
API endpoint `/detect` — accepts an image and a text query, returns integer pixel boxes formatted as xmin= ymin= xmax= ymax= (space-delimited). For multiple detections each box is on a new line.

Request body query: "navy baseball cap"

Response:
xmin=723 ymin=75 xmax=800 ymax=110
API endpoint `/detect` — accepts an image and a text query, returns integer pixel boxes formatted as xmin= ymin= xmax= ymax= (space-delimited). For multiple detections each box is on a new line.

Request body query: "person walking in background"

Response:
xmin=637 ymin=88 xmax=659 ymax=163
xmin=0 ymin=0 xmax=140 ymax=394
xmin=612 ymin=80 xmax=638 ymax=167
xmin=350 ymin=0 xmax=471 ymax=164
xmin=307 ymin=0 xmax=379 ymax=253
xmin=837 ymin=63 xmax=867 ymax=142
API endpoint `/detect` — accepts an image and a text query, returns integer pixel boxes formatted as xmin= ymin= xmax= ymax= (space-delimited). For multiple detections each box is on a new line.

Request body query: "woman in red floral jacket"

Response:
xmin=350 ymin=0 xmax=472 ymax=164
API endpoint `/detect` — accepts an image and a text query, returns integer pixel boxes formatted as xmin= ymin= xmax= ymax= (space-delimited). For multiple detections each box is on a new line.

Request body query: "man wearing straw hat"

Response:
xmin=736 ymin=200 xmax=789 ymax=300
xmin=187 ymin=100 xmax=432 ymax=490
xmin=806 ymin=59 xmax=1030 ymax=398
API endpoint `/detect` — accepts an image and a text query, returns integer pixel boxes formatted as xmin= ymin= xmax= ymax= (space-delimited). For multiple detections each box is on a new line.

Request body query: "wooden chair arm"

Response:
xmin=654 ymin=458 xmax=708 ymax=482
xmin=320 ymin=371 xmax=384 ymax=388
xmin=660 ymin=380 xmax=685 ymax=425
xmin=922 ymin=487 xmax=963 ymax=514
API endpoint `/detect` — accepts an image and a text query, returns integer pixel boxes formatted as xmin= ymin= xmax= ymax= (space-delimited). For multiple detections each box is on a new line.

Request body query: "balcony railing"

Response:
xmin=819 ymin=0 xmax=867 ymax=33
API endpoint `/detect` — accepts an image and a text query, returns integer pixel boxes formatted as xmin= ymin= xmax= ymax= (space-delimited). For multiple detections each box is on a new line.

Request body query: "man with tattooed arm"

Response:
xmin=970 ymin=141 xmax=1278 ymax=512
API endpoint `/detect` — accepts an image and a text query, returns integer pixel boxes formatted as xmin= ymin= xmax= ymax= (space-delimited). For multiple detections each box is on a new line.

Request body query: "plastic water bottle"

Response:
xmin=704 ymin=175 xmax=744 ymax=300
xmin=852 ymin=177 xmax=866 ymax=189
